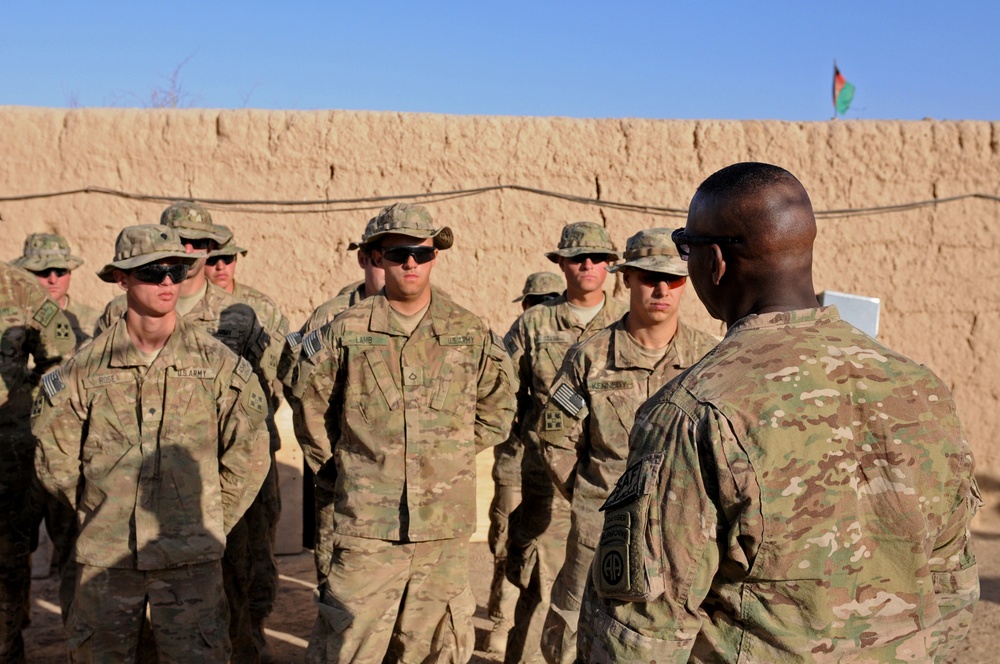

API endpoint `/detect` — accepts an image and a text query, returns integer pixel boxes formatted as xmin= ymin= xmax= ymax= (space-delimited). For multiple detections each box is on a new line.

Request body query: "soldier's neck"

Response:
xmin=179 ymin=271 xmax=207 ymax=297
xmin=565 ymin=289 xmax=605 ymax=308
xmin=625 ymin=313 xmax=679 ymax=350
xmin=386 ymin=289 xmax=432 ymax=316
xmin=125 ymin=310 xmax=176 ymax=353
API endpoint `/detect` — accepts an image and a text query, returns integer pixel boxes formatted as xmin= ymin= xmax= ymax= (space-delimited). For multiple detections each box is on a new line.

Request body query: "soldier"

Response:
xmin=12 ymin=233 xmax=100 ymax=346
xmin=290 ymin=203 xmax=516 ymax=663
xmin=486 ymin=271 xmax=564 ymax=656
xmin=0 ymin=262 xmax=74 ymax=664
xmin=31 ymin=224 xmax=270 ymax=662
xmin=205 ymin=230 xmax=291 ymax=658
xmin=579 ymin=162 xmax=982 ymax=661
xmin=503 ymin=222 xmax=627 ymax=663
xmin=535 ymin=228 xmax=717 ymax=663
xmin=94 ymin=202 xmax=278 ymax=662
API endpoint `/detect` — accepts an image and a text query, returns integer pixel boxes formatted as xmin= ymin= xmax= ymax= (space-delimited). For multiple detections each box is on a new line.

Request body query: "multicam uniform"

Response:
xmin=503 ymin=293 xmax=627 ymax=663
xmin=580 ymin=307 xmax=982 ymax=662
xmin=536 ymin=318 xmax=716 ymax=663
xmin=292 ymin=288 xmax=516 ymax=663
xmin=31 ymin=315 xmax=270 ymax=662
xmin=63 ymin=295 xmax=100 ymax=347
xmin=0 ymin=263 xmax=74 ymax=664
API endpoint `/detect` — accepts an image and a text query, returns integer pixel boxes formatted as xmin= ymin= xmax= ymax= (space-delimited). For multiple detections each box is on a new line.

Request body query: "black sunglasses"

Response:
xmin=632 ymin=270 xmax=686 ymax=287
xmin=206 ymin=254 xmax=237 ymax=267
xmin=132 ymin=263 xmax=190 ymax=284
xmin=380 ymin=246 xmax=436 ymax=265
xmin=671 ymin=228 xmax=743 ymax=261
xmin=31 ymin=268 xmax=69 ymax=279
xmin=182 ymin=238 xmax=216 ymax=251
xmin=565 ymin=253 xmax=611 ymax=265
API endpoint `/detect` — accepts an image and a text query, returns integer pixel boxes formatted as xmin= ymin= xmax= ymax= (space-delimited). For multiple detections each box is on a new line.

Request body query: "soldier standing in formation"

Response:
xmin=579 ymin=162 xmax=982 ymax=661
xmin=535 ymin=228 xmax=718 ymax=663
xmin=31 ymin=225 xmax=270 ymax=662
xmin=0 ymin=261 xmax=74 ymax=664
xmin=12 ymin=233 xmax=100 ymax=347
xmin=486 ymin=271 xmax=564 ymax=656
xmin=503 ymin=222 xmax=627 ymax=663
xmin=289 ymin=203 xmax=516 ymax=662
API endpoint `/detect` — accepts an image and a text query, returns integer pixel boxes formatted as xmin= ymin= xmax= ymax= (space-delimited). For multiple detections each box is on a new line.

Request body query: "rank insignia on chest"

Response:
xmin=545 ymin=410 xmax=564 ymax=431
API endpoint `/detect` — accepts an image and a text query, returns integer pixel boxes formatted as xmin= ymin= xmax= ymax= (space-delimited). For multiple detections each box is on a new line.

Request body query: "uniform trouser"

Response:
xmin=488 ymin=484 xmax=521 ymax=636
xmin=307 ymin=533 xmax=476 ymax=664
xmin=245 ymin=458 xmax=281 ymax=646
xmin=67 ymin=560 xmax=230 ymax=663
xmin=504 ymin=490 xmax=572 ymax=664
xmin=31 ymin=490 xmax=77 ymax=619
xmin=540 ymin=531 xmax=595 ymax=664
xmin=223 ymin=517 xmax=256 ymax=662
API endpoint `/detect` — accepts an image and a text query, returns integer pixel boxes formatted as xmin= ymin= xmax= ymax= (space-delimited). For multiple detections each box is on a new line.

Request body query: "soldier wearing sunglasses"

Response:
xmin=12 ymin=233 xmax=100 ymax=348
xmin=502 ymin=221 xmax=627 ymax=663
xmin=290 ymin=203 xmax=516 ymax=663
xmin=94 ymin=202 xmax=280 ymax=661
xmin=32 ymin=224 xmax=270 ymax=662
xmin=534 ymin=229 xmax=717 ymax=664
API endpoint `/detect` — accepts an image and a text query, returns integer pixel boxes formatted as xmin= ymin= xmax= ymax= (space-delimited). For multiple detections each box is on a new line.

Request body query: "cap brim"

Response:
xmin=212 ymin=244 xmax=248 ymax=257
xmin=546 ymin=248 xmax=621 ymax=263
xmin=172 ymin=225 xmax=233 ymax=244
xmin=368 ymin=226 xmax=454 ymax=250
xmin=606 ymin=255 xmax=688 ymax=276
xmin=11 ymin=255 xmax=85 ymax=272
xmin=98 ymin=252 xmax=199 ymax=283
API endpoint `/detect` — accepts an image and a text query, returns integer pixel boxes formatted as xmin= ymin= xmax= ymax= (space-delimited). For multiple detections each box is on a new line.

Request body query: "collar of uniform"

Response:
xmin=726 ymin=306 xmax=840 ymax=339
xmin=612 ymin=316 xmax=676 ymax=371
xmin=369 ymin=287 xmax=451 ymax=337
xmin=108 ymin=315 xmax=184 ymax=369
xmin=186 ymin=282 xmax=226 ymax=322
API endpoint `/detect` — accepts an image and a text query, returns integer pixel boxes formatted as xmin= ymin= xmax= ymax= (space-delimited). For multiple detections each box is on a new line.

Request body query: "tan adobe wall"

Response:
xmin=2 ymin=107 xmax=998 ymax=531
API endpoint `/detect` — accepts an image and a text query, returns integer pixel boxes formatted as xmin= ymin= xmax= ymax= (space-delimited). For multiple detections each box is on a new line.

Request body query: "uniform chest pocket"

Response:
xmin=539 ymin=342 xmax=571 ymax=387
xmin=348 ymin=348 xmax=400 ymax=424
xmin=430 ymin=347 xmax=475 ymax=417
xmin=605 ymin=391 xmax=639 ymax=435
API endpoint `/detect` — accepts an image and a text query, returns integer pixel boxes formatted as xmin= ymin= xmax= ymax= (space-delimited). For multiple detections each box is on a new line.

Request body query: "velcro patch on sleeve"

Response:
xmin=247 ymin=389 xmax=266 ymax=413
xmin=504 ymin=334 xmax=519 ymax=356
xmin=303 ymin=330 xmax=324 ymax=358
xmin=544 ymin=410 xmax=564 ymax=431
xmin=285 ymin=330 xmax=303 ymax=348
xmin=277 ymin=317 xmax=290 ymax=337
xmin=33 ymin=300 xmax=60 ymax=327
xmin=552 ymin=383 xmax=584 ymax=417
xmin=42 ymin=369 xmax=66 ymax=401
xmin=600 ymin=453 xmax=664 ymax=512
xmin=235 ymin=357 xmax=254 ymax=383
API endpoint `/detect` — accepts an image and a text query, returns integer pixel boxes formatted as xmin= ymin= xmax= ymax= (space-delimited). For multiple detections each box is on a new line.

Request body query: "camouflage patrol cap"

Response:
xmin=159 ymin=201 xmax=233 ymax=244
xmin=209 ymin=225 xmax=248 ymax=257
xmin=513 ymin=271 xmax=564 ymax=302
xmin=97 ymin=225 xmax=199 ymax=282
xmin=347 ymin=216 xmax=379 ymax=251
xmin=605 ymin=228 xmax=688 ymax=276
xmin=11 ymin=233 xmax=84 ymax=272
xmin=545 ymin=222 xmax=620 ymax=263
xmin=365 ymin=203 xmax=454 ymax=250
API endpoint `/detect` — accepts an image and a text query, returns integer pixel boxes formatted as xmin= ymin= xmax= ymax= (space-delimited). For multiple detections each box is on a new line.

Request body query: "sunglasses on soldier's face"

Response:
xmin=182 ymin=238 xmax=216 ymax=251
xmin=379 ymin=246 xmax=436 ymax=265
xmin=206 ymin=254 xmax=237 ymax=267
xmin=132 ymin=263 xmax=190 ymax=284
xmin=31 ymin=268 xmax=69 ymax=279
xmin=566 ymin=253 xmax=611 ymax=265
xmin=671 ymin=228 xmax=743 ymax=261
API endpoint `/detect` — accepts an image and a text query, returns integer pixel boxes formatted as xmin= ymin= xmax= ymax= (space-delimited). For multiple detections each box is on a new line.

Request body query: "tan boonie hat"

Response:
xmin=365 ymin=203 xmax=454 ymax=250
xmin=605 ymin=228 xmax=688 ymax=276
xmin=159 ymin=201 xmax=233 ymax=244
xmin=545 ymin=222 xmax=620 ymax=263
xmin=210 ymin=225 xmax=248 ymax=257
xmin=347 ymin=216 xmax=379 ymax=251
xmin=97 ymin=225 xmax=199 ymax=283
xmin=513 ymin=271 xmax=564 ymax=302
xmin=11 ymin=233 xmax=84 ymax=272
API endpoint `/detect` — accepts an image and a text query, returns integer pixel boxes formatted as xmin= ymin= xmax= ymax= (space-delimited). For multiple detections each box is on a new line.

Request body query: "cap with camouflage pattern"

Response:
xmin=347 ymin=216 xmax=379 ymax=251
xmin=513 ymin=271 xmax=565 ymax=302
xmin=159 ymin=201 xmax=233 ymax=244
xmin=365 ymin=203 xmax=454 ymax=250
xmin=97 ymin=225 xmax=199 ymax=282
xmin=11 ymin=233 xmax=84 ymax=272
xmin=545 ymin=221 xmax=620 ymax=263
xmin=210 ymin=224 xmax=248 ymax=257
xmin=605 ymin=228 xmax=687 ymax=276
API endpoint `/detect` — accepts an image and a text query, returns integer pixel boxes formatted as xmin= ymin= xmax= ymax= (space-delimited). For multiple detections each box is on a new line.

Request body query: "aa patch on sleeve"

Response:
xmin=285 ymin=330 xmax=303 ymax=348
xmin=33 ymin=300 xmax=59 ymax=327
xmin=544 ymin=410 xmax=564 ymax=431
xmin=42 ymin=369 xmax=66 ymax=401
xmin=303 ymin=330 xmax=323 ymax=359
xmin=235 ymin=357 xmax=254 ymax=383
xmin=552 ymin=383 xmax=584 ymax=417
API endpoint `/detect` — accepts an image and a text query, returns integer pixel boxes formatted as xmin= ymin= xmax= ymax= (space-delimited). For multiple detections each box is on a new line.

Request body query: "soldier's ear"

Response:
xmin=710 ymin=244 xmax=726 ymax=286
xmin=371 ymin=249 xmax=384 ymax=269
xmin=113 ymin=269 xmax=129 ymax=291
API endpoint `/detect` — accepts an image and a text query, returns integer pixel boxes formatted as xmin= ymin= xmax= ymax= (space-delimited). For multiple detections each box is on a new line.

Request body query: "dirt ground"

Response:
xmin=20 ymin=533 xmax=1000 ymax=663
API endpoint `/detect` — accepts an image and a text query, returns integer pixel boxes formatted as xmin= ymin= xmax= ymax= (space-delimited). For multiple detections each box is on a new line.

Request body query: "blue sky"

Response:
xmin=4 ymin=1 xmax=998 ymax=120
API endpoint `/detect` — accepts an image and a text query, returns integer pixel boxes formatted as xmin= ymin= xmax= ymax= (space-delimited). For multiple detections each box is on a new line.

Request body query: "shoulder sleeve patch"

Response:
xmin=235 ymin=356 xmax=254 ymax=383
xmin=552 ymin=383 xmax=585 ymax=417
xmin=504 ymin=333 xmax=519 ymax=356
xmin=491 ymin=330 xmax=506 ymax=351
xmin=42 ymin=368 xmax=67 ymax=401
xmin=277 ymin=317 xmax=290 ymax=337
xmin=33 ymin=300 xmax=60 ymax=327
xmin=600 ymin=453 xmax=665 ymax=512
xmin=303 ymin=330 xmax=324 ymax=358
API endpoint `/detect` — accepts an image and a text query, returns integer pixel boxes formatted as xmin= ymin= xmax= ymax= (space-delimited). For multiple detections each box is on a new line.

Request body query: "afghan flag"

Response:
xmin=833 ymin=61 xmax=855 ymax=116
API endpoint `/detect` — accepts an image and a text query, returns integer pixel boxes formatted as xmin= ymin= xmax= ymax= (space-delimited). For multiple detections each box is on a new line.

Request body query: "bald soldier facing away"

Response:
xmin=578 ymin=162 xmax=981 ymax=662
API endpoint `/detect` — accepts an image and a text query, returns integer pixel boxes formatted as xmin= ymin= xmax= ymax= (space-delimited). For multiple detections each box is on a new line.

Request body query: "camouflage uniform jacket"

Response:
xmin=581 ymin=307 xmax=981 ymax=663
xmin=32 ymin=315 xmax=271 ymax=571
xmin=302 ymin=281 xmax=366 ymax=335
xmin=63 ymin=294 xmax=100 ymax=348
xmin=1 ymin=263 xmax=74 ymax=434
xmin=291 ymin=288 xmax=517 ymax=542
xmin=503 ymin=294 xmax=628 ymax=495
xmin=537 ymin=318 xmax=717 ymax=548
